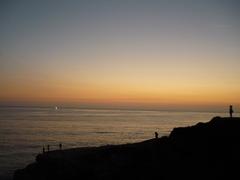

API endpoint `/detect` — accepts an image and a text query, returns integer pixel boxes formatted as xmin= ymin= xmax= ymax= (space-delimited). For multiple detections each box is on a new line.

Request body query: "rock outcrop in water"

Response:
xmin=14 ymin=117 xmax=240 ymax=180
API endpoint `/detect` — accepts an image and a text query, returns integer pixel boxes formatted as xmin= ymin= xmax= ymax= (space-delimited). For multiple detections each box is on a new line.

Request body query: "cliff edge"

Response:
xmin=14 ymin=117 xmax=240 ymax=180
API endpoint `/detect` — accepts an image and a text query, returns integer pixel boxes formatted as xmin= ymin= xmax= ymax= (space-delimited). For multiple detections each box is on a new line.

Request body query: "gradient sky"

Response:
xmin=1 ymin=0 xmax=240 ymax=110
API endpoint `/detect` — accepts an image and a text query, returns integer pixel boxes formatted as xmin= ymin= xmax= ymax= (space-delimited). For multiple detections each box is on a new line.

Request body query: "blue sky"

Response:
xmin=1 ymin=0 xmax=240 ymax=110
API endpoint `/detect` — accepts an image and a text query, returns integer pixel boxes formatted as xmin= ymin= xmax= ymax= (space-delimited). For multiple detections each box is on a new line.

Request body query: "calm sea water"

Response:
xmin=0 ymin=106 xmax=237 ymax=179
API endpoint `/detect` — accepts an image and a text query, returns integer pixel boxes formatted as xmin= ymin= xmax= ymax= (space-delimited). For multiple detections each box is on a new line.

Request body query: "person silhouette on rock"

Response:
xmin=229 ymin=105 xmax=234 ymax=118
xmin=155 ymin=132 xmax=158 ymax=139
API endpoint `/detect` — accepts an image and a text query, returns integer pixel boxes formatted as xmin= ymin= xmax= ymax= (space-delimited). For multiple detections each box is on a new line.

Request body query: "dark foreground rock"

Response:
xmin=14 ymin=117 xmax=240 ymax=180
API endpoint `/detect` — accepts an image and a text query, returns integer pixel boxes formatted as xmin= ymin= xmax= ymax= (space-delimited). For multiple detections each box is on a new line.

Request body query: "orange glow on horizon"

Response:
xmin=1 ymin=74 xmax=239 ymax=109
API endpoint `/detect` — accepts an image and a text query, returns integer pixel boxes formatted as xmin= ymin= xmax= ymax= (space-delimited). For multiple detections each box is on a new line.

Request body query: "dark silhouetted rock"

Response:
xmin=14 ymin=117 xmax=240 ymax=180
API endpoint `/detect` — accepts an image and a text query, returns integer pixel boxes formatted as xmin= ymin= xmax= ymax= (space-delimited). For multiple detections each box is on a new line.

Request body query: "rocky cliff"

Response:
xmin=14 ymin=117 xmax=240 ymax=180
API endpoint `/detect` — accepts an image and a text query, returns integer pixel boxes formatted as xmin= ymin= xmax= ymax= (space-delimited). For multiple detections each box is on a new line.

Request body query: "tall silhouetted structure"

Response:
xmin=229 ymin=105 xmax=233 ymax=118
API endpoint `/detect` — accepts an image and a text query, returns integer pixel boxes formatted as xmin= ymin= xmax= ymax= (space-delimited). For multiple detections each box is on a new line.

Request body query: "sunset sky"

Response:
xmin=1 ymin=0 xmax=240 ymax=110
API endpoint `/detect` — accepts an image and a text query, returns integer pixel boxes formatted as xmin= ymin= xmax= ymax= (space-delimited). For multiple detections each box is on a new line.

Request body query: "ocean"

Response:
xmin=0 ymin=106 xmax=237 ymax=179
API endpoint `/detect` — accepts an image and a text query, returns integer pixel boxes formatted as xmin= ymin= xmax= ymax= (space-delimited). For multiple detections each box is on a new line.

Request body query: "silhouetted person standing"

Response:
xmin=155 ymin=132 xmax=158 ymax=139
xmin=229 ymin=105 xmax=234 ymax=118
xmin=59 ymin=143 xmax=62 ymax=150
